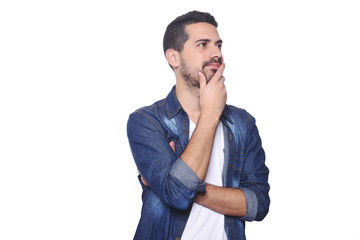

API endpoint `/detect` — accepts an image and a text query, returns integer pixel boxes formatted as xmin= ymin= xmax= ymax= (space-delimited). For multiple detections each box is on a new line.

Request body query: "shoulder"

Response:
xmin=224 ymin=104 xmax=255 ymax=128
xmin=127 ymin=98 xmax=168 ymax=136
xmin=130 ymin=98 xmax=167 ymax=121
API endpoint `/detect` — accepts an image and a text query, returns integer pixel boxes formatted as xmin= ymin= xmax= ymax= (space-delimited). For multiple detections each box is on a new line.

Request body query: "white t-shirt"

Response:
xmin=181 ymin=120 xmax=227 ymax=240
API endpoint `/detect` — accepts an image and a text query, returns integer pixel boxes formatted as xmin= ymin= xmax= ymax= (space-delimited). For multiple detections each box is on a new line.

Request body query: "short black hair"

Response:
xmin=163 ymin=11 xmax=218 ymax=55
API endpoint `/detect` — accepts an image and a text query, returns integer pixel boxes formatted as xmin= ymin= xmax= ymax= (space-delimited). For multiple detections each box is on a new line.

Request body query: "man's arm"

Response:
xmin=166 ymin=112 xmax=270 ymax=221
xmin=179 ymin=63 xmax=226 ymax=180
xmin=165 ymin=142 xmax=248 ymax=218
xmin=143 ymin=140 xmax=246 ymax=218
xmin=129 ymin=64 xmax=227 ymax=210
xmin=128 ymin=112 xmax=201 ymax=210
xmin=194 ymin=184 xmax=247 ymax=217
xmin=139 ymin=63 xmax=227 ymax=184
xmin=196 ymin=114 xmax=270 ymax=221
xmin=165 ymin=141 xmax=246 ymax=217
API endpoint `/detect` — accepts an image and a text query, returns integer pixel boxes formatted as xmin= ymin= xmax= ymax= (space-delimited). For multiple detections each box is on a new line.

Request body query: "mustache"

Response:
xmin=202 ymin=57 xmax=222 ymax=69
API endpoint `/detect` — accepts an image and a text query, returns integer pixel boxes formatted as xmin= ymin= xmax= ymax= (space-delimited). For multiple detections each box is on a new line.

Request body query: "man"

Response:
xmin=127 ymin=11 xmax=270 ymax=240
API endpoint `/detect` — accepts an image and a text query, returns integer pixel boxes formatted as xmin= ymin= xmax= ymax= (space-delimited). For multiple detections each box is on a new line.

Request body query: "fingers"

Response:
xmin=210 ymin=62 xmax=225 ymax=83
xmin=198 ymin=72 xmax=207 ymax=91
xmin=138 ymin=170 xmax=150 ymax=187
xmin=218 ymin=75 xmax=225 ymax=84
xmin=216 ymin=62 xmax=225 ymax=77
xmin=199 ymin=62 xmax=226 ymax=86
xmin=141 ymin=176 xmax=149 ymax=186
xmin=169 ymin=141 xmax=175 ymax=152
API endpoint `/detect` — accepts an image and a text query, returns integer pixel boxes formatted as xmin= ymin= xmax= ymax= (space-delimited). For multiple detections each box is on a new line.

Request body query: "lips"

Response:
xmin=203 ymin=58 xmax=222 ymax=70
xmin=206 ymin=63 xmax=220 ymax=69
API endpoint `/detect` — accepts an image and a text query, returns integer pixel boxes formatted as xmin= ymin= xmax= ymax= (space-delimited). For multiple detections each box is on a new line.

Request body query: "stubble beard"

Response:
xmin=180 ymin=57 xmax=221 ymax=90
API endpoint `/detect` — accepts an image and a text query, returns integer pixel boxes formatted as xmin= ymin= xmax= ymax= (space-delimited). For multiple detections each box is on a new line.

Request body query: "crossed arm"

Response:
xmin=141 ymin=140 xmax=247 ymax=217
xmin=195 ymin=184 xmax=247 ymax=217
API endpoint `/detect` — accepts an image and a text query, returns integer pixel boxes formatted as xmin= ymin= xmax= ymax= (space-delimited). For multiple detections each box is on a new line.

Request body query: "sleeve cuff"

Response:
xmin=170 ymin=157 xmax=206 ymax=193
xmin=239 ymin=187 xmax=258 ymax=221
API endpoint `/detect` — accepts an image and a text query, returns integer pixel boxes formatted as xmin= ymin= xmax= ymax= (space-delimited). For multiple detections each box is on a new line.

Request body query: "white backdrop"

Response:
xmin=1 ymin=0 xmax=360 ymax=239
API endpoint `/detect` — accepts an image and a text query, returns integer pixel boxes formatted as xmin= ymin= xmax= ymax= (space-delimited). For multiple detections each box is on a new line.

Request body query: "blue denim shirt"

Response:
xmin=127 ymin=86 xmax=270 ymax=240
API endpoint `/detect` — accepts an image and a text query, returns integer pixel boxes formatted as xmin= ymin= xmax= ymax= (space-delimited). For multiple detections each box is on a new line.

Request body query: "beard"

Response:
xmin=180 ymin=57 xmax=222 ymax=89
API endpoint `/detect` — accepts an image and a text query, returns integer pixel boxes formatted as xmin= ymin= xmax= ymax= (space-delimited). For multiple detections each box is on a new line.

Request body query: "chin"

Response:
xmin=205 ymin=70 xmax=216 ymax=83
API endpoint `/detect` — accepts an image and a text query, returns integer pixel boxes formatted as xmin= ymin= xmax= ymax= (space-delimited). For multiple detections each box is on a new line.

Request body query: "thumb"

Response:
xmin=198 ymin=72 xmax=207 ymax=91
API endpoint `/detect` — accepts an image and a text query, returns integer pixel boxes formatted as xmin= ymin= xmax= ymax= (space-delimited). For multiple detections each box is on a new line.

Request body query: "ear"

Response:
xmin=165 ymin=49 xmax=180 ymax=69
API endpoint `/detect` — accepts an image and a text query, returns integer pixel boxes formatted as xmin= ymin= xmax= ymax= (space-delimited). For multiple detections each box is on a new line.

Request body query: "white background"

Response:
xmin=1 ymin=0 xmax=360 ymax=239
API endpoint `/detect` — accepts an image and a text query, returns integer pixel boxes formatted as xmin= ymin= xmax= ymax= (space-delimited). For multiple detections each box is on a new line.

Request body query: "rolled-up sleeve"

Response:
xmin=238 ymin=187 xmax=258 ymax=221
xmin=170 ymin=158 xmax=206 ymax=193
xmin=239 ymin=114 xmax=270 ymax=221
xmin=127 ymin=111 xmax=205 ymax=210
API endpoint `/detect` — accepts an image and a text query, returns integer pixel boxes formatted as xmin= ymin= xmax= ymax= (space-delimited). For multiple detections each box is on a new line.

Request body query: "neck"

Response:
xmin=175 ymin=78 xmax=201 ymax=124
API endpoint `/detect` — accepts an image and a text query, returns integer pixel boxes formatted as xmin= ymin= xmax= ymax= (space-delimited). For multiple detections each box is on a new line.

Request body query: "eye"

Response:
xmin=217 ymin=44 xmax=222 ymax=49
xmin=199 ymin=42 xmax=207 ymax=47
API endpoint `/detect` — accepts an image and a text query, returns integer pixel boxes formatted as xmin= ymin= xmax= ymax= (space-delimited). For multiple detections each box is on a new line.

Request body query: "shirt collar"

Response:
xmin=221 ymin=105 xmax=234 ymax=124
xmin=166 ymin=86 xmax=183 ymax=119
xmin=165 ymin=85 xmax=234 ymax=124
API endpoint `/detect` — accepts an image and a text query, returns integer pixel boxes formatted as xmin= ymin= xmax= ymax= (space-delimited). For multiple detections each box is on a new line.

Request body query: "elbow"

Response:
xmin=165 ymin=158 xmax=206 ymax=210
xmin=163 ymin=177 xmax=198 ymax=211
xmin=254 ymin=195 xmax=270 ymax=221
xmin=240 ymin=187 xmax=270 ymax=222
xmin=255 ymin=204 xmax=270 ymax=221
xmin=171 ymin=198 xmax=193 ymax=210
xmin=165 ymin=190 xmax=195 ymax=210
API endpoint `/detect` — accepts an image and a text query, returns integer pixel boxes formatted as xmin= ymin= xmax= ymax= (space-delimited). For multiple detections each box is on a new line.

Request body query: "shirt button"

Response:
xmin=229 ymin=134 xmax=233 ymax=140
xmin=176 ymin=238 xmax=181 ymax=240
xmin=228 ymin=219 xmax=234 ymax=224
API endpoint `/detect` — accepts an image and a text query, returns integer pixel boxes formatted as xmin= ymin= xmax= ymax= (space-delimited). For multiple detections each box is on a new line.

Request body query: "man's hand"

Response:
xmin=139 ymin=141 xmax=176 ymax=187
xmin=198 ymin=63 xmax=227 ymax=124
xmin=179 ymin=64 xmax=226 ymax=180
xmin=139 ymin=170 xmax=149 ymax=186
xmin=140 ymin=61 xmax=227 ymax=186
xmin=169 ymin=141 xmax=176 ymax=152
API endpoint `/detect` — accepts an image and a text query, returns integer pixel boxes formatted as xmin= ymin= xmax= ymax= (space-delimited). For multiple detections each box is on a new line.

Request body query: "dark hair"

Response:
xmin=163 ymin=11 xmax=218 ymax=55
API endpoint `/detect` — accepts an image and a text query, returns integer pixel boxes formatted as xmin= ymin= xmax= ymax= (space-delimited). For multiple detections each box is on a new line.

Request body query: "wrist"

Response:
xmin=197 ymin=111 xmax=220 ymax=128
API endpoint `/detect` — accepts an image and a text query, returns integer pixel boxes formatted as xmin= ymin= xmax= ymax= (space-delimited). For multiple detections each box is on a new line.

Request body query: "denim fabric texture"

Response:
xmin=127 ymin=86 xmax=270 ymax=240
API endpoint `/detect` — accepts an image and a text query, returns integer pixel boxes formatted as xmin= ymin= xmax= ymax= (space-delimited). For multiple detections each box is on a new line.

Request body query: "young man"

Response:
xmin=127 ymin=11 xmax=270 ymax=240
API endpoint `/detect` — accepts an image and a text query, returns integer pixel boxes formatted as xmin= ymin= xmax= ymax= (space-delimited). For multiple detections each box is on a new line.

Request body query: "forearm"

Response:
xmin=128 ymin=112 xmax=206 ymax=210
xmin=180 ymin=113 xmax=219 ymax=180
xmin=180 ymin=62 xmax=226 ymax=181
xmin=194 ymin=183 xmax=247 ymax=217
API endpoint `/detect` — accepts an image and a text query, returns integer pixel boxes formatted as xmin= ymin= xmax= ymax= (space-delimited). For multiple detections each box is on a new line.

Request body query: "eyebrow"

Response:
xmin=194 ymin=39 xmax=223 ymax=45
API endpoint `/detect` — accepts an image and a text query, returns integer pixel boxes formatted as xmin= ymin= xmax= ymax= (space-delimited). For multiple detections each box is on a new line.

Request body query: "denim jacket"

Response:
xmin=127 ymin=86 xmax=270 ymax=240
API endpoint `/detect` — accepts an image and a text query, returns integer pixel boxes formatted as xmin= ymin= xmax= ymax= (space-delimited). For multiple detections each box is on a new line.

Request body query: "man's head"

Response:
xmin=163 ymin=11 xmax=218 ymax=56
xmin=163 ymin=11 xmax=223 ymax=89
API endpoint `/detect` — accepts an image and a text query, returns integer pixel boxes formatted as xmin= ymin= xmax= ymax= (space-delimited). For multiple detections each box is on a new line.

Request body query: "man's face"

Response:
xmin=179 ymin=22 xmax=223 ymax=89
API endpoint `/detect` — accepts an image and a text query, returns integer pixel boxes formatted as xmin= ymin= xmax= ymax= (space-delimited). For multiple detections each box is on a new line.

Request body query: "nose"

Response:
xmin=210 ymin=44 xmax=222 ymax=61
